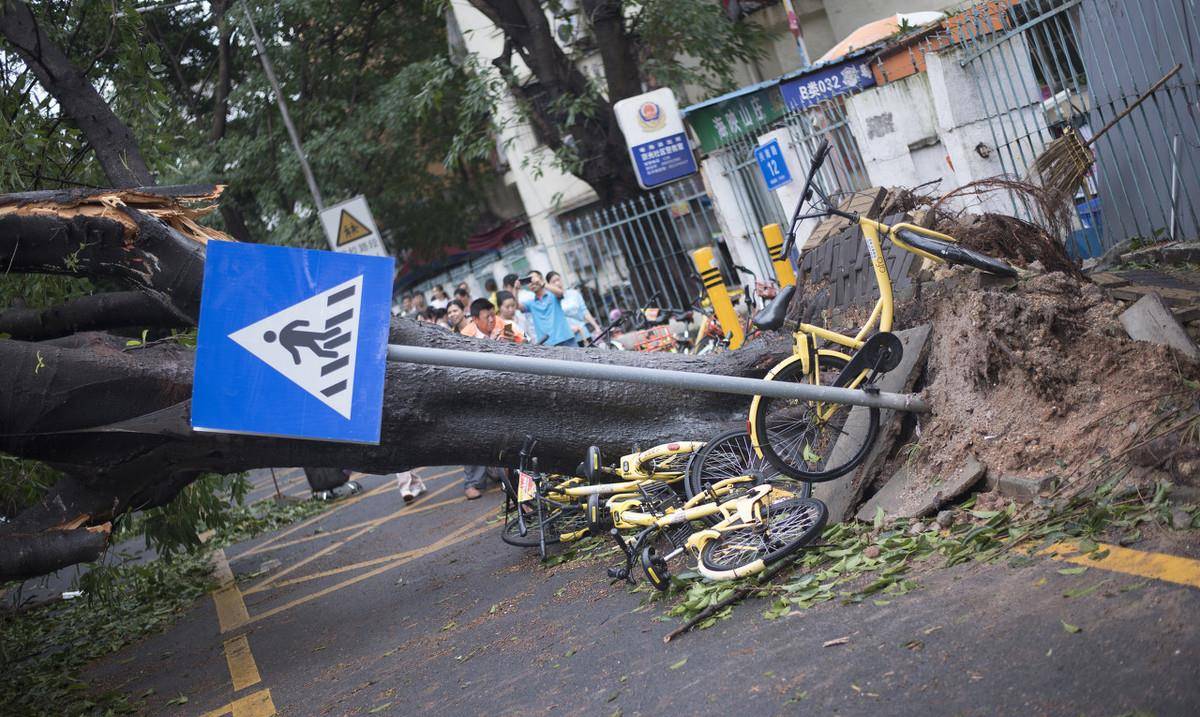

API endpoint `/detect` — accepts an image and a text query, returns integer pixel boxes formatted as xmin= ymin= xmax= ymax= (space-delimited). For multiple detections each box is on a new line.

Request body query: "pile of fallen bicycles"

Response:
xmin=498 ymin=138 xmax=1021 ymax=590
xmin=497 ymin=431 xmax=827 ymax=590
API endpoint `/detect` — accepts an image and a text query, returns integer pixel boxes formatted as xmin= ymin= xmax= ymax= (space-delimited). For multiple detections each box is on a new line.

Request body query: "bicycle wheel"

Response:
xmin=686 ymin=429 xmax=811 ymax=501
xmin=698 ymin=498 xmax=826 ymax=577
xmin=752 ymin=355 xmax=878 ymax=482
xmin=501 ymin=505 xmax=588 ymax=547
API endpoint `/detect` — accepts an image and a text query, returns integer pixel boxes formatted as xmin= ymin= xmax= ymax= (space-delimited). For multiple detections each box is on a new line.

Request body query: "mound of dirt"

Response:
xmin=893 ymin=271 xmax=1199 ymax=498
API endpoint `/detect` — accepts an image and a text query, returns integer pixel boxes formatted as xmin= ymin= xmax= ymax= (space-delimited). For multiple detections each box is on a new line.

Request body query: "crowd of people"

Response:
xmin=392 ymin=270 xmax=601 ymax=499
xmin=394 ymin=271 xmax=601 ymax=349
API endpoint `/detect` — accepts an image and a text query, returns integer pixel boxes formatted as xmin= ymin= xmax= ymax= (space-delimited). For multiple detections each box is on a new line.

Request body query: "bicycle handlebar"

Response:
xmin=780 ymin=139 xmax=859 ymax=258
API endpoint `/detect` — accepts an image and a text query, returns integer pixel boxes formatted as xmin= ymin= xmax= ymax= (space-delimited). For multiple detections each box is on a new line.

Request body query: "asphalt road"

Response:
xmin=85 ymin=467 xmax=1200 ymax=716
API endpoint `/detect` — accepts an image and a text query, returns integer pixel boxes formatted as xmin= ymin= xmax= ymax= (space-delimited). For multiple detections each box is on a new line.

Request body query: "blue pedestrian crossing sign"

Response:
xmin=754 ymin=139 xmax=793 ymax=191
xmin=192 ymin=242 xmax=394 ymax=444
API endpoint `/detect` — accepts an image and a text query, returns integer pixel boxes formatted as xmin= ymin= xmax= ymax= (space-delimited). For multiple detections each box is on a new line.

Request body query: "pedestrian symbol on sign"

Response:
xmin=336 ymin=210 xmax=372 ymax=247
xmin=192 ymin=242 xmax=392 ymax=443
xmin=228 ymin=275 xmax=363 ymax=419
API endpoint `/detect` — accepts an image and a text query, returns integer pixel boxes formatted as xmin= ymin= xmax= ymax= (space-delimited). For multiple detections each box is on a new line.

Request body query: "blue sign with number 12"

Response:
xmin=754 ymin=139 xmax=792 ymax=191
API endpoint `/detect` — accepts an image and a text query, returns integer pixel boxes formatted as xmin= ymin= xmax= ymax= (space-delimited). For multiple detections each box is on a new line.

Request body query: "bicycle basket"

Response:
xmin=632 ymin=326 xmax=677 ymax=352
xmin=637 ymin=481 xmax=693 ymax=549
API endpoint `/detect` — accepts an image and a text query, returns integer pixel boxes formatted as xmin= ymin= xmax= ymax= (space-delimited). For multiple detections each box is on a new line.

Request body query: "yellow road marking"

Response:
xmin=416 ymin=467 xmax=464 ymax=482
xmin=211 ymin=550 xmax=249 ymax=633
xmin=231 ymin=481 xmax=393 ymax=562
xmin=222 ymin=634 xmax=262 ymax=691
xmin=200 ymin=688 xmax=276 ymax=717
xmin=246 ymin=471 xmax=306 ymax=500
xmin=245 ymin=515 xmax=493 ymax=626
xmin=1041 ymin=539 xmax=1200 ymax=589
xmin=262 ymin=504 xmax=477 ymax=590
xmin=242 ymin=481 xmax=460 ymax=595
xmin=240 ymin=491 xmax=466 ymax=558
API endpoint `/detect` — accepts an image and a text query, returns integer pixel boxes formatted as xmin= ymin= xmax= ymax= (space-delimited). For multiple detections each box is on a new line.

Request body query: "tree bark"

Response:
xmin=0 ymin=185 xmax=224 ymax=323
xmin=0 ymin=525 xmax=111 ymax=582
xmin=0 ymin=322 xmax=785 ymax=536
xmin=0 ymin=1 xmax=155 ymax=188
xmin=0 ymin=291 xmax=186 ymax=341
xmin=468 ymin=0 xmax=642 ymax=203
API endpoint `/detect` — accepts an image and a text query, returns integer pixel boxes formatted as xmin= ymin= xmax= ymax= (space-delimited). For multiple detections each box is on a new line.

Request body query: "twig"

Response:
xmin=662 ymin=554 xmax=804 ymax=644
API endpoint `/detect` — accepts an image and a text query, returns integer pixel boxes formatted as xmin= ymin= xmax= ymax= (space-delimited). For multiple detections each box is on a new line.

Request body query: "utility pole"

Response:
xmin=239 ymin=1 xmax=326 ymax=212
xmin=781 ymin=0 xmax=810 ymax=66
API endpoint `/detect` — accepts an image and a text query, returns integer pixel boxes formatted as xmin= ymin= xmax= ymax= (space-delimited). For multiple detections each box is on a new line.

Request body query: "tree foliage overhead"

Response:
xmin=0 ymin=0 xmax=779 ymax=581
xmin=1 ymin=0 xmax=493 ymax=254
xmin=427 ymin=0 xmax=770 ymax=203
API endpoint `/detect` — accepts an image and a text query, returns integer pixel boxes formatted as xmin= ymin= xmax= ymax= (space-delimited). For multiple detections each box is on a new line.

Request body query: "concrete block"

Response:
xmin=996 ymin=474 xmax=1054 ymax=502
xmin=855 ymin=454 xmax=986 ymax=522
xmin=1119 ymin=246 xmax=1163 ymax=265
xmin=1160 ymin=243 xmax=1200 ymax=265
xmin=815 ymin=323 xmax=932 ymax=522
xmin=1119 ymin=292 xmax=1200 ymax=360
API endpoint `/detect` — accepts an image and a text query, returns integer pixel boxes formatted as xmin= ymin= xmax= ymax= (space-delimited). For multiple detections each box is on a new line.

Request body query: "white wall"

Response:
xmin=845 ymin=72 xmax=943 ymax=189
xmin=926 ymin=38 xmax=1048 ymax=215
xmin=449 ymin=1 xmax=597 ymax=249
xmin=699 ymin=154 xmax=775 ymax=281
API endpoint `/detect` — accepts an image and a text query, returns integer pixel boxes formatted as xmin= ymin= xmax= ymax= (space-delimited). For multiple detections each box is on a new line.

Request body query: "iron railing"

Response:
xmin=552 ymin=175 xmax=721 ymax=321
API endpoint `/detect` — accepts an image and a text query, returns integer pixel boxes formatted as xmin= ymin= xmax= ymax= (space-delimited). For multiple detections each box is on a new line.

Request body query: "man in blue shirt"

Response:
xmin=523 ymin=270 xmax=579 ymax=347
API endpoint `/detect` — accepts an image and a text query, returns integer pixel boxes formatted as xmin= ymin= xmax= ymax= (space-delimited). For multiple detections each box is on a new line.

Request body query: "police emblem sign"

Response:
xmin=192 ymin=242 xmax=394 ymax=444
xmin=613 ymin=88 xmax=697 ymax=189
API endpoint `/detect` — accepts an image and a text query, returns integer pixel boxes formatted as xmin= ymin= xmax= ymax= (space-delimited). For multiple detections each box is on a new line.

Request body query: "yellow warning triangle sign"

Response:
xmin=337 ymin=210 xmax=372 ymax=246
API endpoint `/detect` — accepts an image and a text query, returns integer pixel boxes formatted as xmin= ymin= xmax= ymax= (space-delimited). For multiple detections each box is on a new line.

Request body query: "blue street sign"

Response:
xmin=630 ymin=132 xmax=698 ymax=189
xmin=779 ymin=59 xmax=876 ymax=111
xmin=754 ymin=139 xmax=792 ymax=190
xmin=192 ymin=242 xmax=394 ymax=444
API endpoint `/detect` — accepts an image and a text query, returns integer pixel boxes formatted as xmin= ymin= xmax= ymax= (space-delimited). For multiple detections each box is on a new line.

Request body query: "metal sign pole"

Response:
xmin=239 ymin=1 xmax=325 ymax=212
xmin=386 ymin=345 xmax=928 ymax=413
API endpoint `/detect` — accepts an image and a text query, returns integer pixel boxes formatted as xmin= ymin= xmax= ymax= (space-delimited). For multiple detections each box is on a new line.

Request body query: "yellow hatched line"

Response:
xmin=243 ymin=492 xmax=467 ymax=557
xmin=1040 ymin=539 xmax=1200 ymax=589
xmin=200 ymin=689 xmax=276 ymax=717
xmin=222 ymin=634 xmax=262 ymax=691
xmin=231 ymin=468 xmax=463 ymax=562
xmin=265 ymin=505 xmax=480 ymax=589
xmin=245 ymin=513 xmax=493 ymax=626
xmin=231 ymin=481 xmax=391 ymax=562
xmin=241 ymin=481 xmax=460 ymax=595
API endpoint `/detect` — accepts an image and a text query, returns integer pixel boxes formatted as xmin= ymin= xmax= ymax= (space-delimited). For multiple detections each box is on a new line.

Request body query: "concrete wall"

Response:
xmin=448 ymin=1 xmax=597 ymax=252
xmin=926 ymin=37 xmax=1048 ymax=215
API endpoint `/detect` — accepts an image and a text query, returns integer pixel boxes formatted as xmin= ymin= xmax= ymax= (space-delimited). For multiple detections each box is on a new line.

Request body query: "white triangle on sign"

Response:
xmin=229 ymin=275 xmax=363 ymax=419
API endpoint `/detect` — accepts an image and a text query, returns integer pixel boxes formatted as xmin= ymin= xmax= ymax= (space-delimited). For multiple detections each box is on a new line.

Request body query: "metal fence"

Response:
xmin=711 ymin=94 xmax=873 ymax=274
xmin=552 ymin=174 xmax=721 ymax=320
xmin=931 ymin=0 xmax=1199 ymax=253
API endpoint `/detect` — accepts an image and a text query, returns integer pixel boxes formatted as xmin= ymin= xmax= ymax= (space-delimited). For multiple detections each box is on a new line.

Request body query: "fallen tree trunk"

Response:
xmin=0 ymin=291 xmax=186 ymax=340
xmin=0 ymin=185 xmax=789 ymax=579
xmin=0 ymin=321 xmax=787 ymax=569
xmin=0 ymin=525 xmax=112 ymax=582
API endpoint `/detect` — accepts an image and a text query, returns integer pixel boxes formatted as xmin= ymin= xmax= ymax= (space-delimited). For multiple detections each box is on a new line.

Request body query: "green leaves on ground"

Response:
xmin=0 ymin=491 xmax=336 ymax=716
xmin=664 ymin=478 xmax=1179 ymax=628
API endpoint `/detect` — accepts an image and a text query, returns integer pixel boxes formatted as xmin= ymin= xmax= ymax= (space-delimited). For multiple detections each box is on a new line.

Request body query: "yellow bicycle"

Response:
xmin=748 ymin=139 xmax=1018 ymax=482
xmin=602 ymin=476 xmax=826 ymax=590
xmin=501 ymin=438 xmax=703 ymax=557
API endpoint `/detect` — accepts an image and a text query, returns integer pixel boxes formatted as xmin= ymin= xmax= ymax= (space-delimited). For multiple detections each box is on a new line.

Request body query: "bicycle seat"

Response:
xmin=751 ymin=285 xmax=796 ymax=331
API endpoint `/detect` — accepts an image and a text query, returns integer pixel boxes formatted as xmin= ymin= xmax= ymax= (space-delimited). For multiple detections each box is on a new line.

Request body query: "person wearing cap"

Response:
xmin=523 ymin=270 xmax=578 ymax=347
